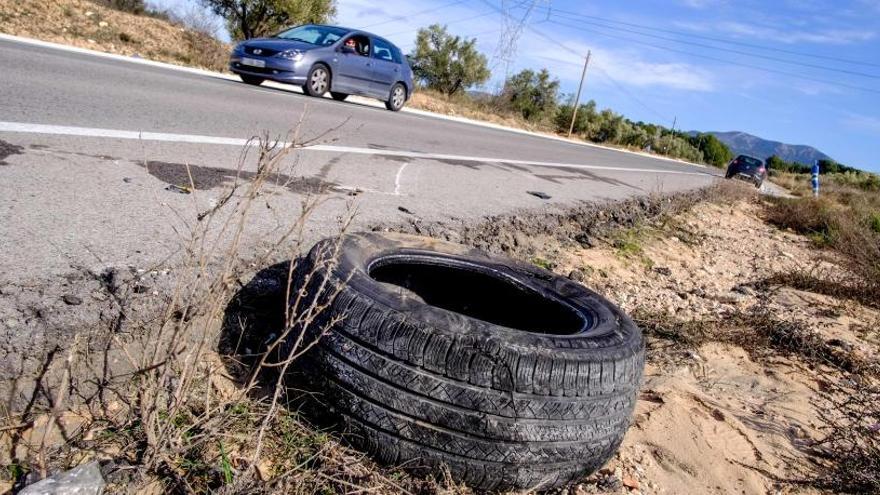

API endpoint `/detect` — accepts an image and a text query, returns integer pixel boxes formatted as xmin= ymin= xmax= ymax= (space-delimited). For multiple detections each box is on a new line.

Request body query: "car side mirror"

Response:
xmin=340 ymin=45 xmax=356 ymax=54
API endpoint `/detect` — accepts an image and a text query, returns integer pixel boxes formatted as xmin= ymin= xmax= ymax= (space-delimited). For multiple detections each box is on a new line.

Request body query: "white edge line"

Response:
xmin=0 ymin=33 xmax=708 ymax=170
xmin=0 ymin=121 xmax=715 ymax=177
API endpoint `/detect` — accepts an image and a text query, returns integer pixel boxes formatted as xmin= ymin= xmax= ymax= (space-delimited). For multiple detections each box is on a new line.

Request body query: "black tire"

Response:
xmin=385 ymin=83 xmax=407 ymax=111
xmin=239 ymin=74 xmax=264 ymax=86
xmin=293 ymin=233 xmax=644 ymax=491
xmin=330 ymin=92 xmax=348 ymax=102
xmin=304 ymin=64 xmax=330 ymax=97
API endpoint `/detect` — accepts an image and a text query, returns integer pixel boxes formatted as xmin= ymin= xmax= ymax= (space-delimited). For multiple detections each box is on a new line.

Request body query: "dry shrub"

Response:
xmin=636 ymin=305 xmax=866 ymax=375
xmin=811 ymin=375 xmax=880 ymax=493
xmin=0 ymin=118 xmax=457 ymax=493
xmin=763 ymin=190 xmax=880 ymax=306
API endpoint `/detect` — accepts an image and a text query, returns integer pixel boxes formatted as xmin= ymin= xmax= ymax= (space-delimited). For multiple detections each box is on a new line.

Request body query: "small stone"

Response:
xmin=653 ymin=266 xmax=672 ymax=276
xmin=598 ymin=474 xmax=622 ymax=491
xmin=622 ymin=477 xmax=640 ymax=490
xmin=87 ymin=39 xmax=96 ymax=44
xmin=4 ymin=318 xmax=19 ymax=329
xmin=568 ymin=269 xmax=585 ymax=282
xmin=575 ymin=233 xmax=596 ymax=248
xmin=98 ymin=21 xmax=108 ymax=27
xmin=62 ymin=295 xmax=83 ymax=306
xmin=711 ymin=408 xmax=725 ymax=421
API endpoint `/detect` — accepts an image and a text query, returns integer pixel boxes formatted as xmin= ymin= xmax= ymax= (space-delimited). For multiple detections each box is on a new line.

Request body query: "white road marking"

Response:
xmin=0 ymin=121 xmax=715 ymax=177
xmin=0 ymin=34 xmax=705 ymax=169
xmin=394 ymin=162 xmax=409 ymax=196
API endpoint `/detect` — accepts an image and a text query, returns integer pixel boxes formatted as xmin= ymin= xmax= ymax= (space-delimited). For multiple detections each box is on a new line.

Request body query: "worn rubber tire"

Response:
xmin=294 ymin=233 xmax=644 ymax=491
xmin=330 ymin=92 xmax=348 ymax=102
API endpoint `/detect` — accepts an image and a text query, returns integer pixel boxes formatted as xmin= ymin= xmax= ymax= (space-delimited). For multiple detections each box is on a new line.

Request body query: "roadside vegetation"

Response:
xmin=762 ymin=171 xmax=880 ymax=311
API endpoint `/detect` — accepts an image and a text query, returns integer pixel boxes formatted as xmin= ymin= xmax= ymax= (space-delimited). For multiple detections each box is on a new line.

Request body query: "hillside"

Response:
xmin=706 ymin=130 xmax=831 ymax=165
xmin=0 ymin=0 xmax=229 ymax=71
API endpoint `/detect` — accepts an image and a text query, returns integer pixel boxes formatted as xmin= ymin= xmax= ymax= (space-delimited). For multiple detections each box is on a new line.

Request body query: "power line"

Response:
xmin=380 ymin=10 xmax=499 ymax=39
xmin=526 ymin=5 xmax=880 ymax=69
xmin=541 ymin=15 xmax=880 ymax=80
xmin=360 ymin=0 xmax=466 ymax=29
xmin=479 ymin=0 xmax=672 ymax=121
xmin=591 ymin=66 xmax=671 ymax=122
xmin=548 ymin=18 xmax=880 ymax=95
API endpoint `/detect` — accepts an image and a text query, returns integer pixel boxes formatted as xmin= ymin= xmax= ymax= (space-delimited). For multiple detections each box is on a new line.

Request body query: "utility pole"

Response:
xmin=664 ymin=116 xmax=677 ymax=154
xmin=567 ymin=50 xmax=592 ymax=139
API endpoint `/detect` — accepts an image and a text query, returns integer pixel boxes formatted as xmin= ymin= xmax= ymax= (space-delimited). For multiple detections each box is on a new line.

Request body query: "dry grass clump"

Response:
xmin=0 ymin=120 xmax=461 ymax=493
xmin=635 ymin=306 xmax=866 ymax=374
xmin=810 ymin=376 xmax=880 ymax=494
xmin=763 ymin=179 xmax=880 ymax=308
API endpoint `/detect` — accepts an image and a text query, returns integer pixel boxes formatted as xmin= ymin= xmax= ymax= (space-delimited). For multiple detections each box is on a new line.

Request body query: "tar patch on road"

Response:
xmin=141 ymin=161 xmax=342 ymax=195
xmin=0 ymin=140 xmax=24 ymax=165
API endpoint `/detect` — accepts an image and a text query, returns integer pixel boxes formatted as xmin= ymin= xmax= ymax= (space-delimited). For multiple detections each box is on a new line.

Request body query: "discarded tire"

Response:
xmin=295 ymin=233 xmax=644 ymax=491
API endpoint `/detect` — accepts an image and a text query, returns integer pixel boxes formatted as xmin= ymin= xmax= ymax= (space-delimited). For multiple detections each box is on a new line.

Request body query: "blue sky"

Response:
xmin=151 ymin=0 xmax=880 ymax=171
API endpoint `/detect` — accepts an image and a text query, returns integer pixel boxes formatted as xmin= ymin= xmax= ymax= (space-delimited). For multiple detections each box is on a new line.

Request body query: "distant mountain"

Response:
xmin=689 ymin=131 xmax=832 ymax=165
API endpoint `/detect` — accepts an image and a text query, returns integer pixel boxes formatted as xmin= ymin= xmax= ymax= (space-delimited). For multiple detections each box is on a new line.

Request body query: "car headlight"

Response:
xmin=277 ymin=50 xmax=304 ymax=61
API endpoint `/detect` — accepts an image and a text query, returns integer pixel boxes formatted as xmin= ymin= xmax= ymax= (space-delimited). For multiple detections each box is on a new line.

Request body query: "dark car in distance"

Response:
xmin=725 ymin=155 xmax=767 ymax=188
xmin=230 ymin=24 xmax=414 ymax=111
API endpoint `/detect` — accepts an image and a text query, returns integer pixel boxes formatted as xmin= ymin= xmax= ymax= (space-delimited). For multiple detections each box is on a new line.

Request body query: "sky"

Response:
xmin=151 ymin=0 xmax=880 ymax=171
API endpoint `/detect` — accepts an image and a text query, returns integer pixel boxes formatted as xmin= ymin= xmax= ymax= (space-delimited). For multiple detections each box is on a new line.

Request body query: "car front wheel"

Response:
xmin=304 ymin=65 xmax=330 ymax=97
xmin=385 ymin=83 xmax=406 ymax=112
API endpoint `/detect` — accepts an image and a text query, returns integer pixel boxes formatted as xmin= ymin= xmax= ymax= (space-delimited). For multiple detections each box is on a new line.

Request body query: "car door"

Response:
xmin=332 ymin=35 xmax=374 ymax=94
xmin=369 ymin=37 xmax=401 ymax=99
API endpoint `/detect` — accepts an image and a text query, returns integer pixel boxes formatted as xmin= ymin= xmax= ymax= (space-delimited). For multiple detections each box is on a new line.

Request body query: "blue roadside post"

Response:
xmin=811 ymin=161 xmax=820 ymax=197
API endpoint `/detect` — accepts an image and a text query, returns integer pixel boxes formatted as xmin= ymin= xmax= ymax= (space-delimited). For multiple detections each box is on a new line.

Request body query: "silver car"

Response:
xmin=230 ymin=24 xmax=415 ymax=111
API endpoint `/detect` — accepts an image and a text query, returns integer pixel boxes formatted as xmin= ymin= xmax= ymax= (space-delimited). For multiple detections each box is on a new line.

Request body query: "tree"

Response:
xmin=554 ymin=99 xmax=596 ymax=135
xmin=409 ymin=24 xmax=490 ymax=96
xmin=201 ymin=0 xmax=336 ymax=41
xmin=501 ymin=68 xmax=559 ymax=122
xmin=688 ymin=133 xmax=732 ymax=168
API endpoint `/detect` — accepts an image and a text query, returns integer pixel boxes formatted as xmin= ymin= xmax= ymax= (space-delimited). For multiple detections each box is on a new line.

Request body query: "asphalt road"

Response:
xmin=0 ymin=36 xmax=720 ymax=283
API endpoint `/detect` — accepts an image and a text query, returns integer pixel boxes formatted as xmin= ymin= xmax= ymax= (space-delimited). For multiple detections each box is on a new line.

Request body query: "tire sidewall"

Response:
xmin=313 ymin=233 xmax=642 ymax=358
xmin=305 ymin=64 xmax=330 ymax=97
xmin=386 ymin=83 xmax=406 ymax=111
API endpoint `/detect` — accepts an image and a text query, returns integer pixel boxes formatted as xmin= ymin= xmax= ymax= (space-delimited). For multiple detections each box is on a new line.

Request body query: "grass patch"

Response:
xmin=763 ymin=178 xmax=880 ymax=307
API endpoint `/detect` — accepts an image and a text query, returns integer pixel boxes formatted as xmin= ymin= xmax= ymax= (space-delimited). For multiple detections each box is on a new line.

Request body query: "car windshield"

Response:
xmin=737 ymin=156 xmax=763 ymax=167
xmin=275 ymin=25 xmax=349 ymax=46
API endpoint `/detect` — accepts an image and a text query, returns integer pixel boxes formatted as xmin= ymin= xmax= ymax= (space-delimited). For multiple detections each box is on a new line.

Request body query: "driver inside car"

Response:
xmin=344 ymin=37 xmax=369 ymax=56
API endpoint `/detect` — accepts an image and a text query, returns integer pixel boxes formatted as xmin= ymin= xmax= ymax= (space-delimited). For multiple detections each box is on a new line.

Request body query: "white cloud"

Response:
xmin=675 ymin=20 xmax=876 ymax=45
xmin=842 ymin=113 xmax=880 ymax=135
xmin=676 ymin=0 xmax=727 ymax=8
xmin=525 ymin=42 xmax=715 ymax=92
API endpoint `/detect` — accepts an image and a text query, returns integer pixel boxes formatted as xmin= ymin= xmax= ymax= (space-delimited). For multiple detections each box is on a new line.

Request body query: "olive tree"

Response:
xmin=501 ymin=68 xmax=559 ymax=122
xmin=409 ymin=24 xmax=491 ymax=96
xmin=201 ymin=0 xmax=336 ymax=40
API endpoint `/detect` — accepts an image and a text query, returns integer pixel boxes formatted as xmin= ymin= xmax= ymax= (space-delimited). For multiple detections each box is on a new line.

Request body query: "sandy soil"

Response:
xmin=548 ymin=200 xmax=878 ymax=495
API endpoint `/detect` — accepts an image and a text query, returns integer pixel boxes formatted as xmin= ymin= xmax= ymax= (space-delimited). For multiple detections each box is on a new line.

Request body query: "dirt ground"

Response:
xmin=0 ymin=0 xmax=229 ymax=71
xmin=542 ymin=199 xmax=878 ymax=495
xmin=2 ymin=185 xmax=877 ymax=494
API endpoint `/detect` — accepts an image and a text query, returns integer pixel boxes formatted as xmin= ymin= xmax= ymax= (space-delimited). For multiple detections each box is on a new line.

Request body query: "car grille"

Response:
xmin=232 ymin=63 xmax=278 ymax=75
xmin=244 ymin=46 xmax=279 ymax=57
